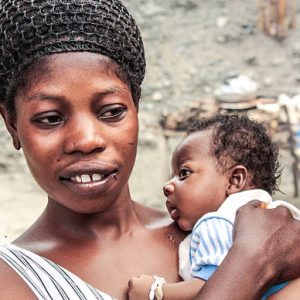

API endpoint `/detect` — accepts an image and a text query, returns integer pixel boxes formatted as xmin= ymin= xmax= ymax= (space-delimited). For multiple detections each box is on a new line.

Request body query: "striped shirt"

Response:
xmin=188 ymin=189 xmax=274 ymax=279
xmin=0 ymin=243 xmax=115 ymax=300
xmin=188 ymin=189 xmax=300 ymax=279
xmin=179 ymin=189 xmax=295 ymax=300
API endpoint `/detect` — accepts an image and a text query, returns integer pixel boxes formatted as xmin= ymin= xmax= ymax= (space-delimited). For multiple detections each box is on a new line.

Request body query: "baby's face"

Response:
xmin=163 ymin=130 xmax=228 ymax=231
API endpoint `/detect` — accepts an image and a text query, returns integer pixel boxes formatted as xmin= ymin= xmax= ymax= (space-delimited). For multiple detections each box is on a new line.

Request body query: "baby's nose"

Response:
xmin=163 ymin=182 xmax=174 ymax=197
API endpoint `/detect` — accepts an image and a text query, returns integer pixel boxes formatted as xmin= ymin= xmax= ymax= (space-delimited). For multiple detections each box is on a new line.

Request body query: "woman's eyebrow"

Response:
xmin=26 ymin=93 xmax=65 ymax=102
xmin=91 ymin=87 xmax=129 ymax=99
xmin=25 ymin=87 xmax=127 ymax=103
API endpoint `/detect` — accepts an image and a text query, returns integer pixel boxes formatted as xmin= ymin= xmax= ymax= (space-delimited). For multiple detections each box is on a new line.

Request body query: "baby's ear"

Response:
xmin=226 ymin=165 xmax=249 ymax=195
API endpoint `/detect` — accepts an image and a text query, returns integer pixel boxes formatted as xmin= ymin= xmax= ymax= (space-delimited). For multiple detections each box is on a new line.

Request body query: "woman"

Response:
xmin=0 ymin=1 xmax=300 ymax=299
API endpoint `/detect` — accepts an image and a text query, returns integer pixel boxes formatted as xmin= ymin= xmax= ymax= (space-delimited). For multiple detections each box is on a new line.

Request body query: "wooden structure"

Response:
xmin=257 ymin=0 xmax=297 ymax=39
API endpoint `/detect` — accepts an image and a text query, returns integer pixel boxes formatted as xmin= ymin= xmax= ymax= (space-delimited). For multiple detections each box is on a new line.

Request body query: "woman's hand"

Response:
xmin=233 ymin=200 xmax=300 ymax=283
xmin=128 ymin=275 xmax=154 ymax=300
xmin=195 ymin=200 xmax=300 ymax=300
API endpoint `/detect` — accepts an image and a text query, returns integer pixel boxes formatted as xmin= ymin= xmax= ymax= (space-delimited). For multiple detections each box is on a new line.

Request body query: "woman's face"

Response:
xmin=7 ymin=52 xmax=139 ymax=213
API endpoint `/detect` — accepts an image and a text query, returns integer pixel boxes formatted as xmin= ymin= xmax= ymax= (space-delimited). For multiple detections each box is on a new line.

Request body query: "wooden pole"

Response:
xmin=289 ymin=0 xmax=297 ymax=29
xmin=277 ymin=0 xmax=288 ymax=38
xmin=257 ymin=0 xmax=297 ymax=40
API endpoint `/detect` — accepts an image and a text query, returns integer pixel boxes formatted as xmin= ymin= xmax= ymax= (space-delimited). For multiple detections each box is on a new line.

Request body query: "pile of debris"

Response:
xmin=160 ymin=75 xmax=300 ymax=197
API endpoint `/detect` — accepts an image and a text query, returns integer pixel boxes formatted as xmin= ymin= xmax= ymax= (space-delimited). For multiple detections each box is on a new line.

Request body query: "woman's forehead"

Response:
xmin=26 ymin=53 xmax=127 ymax=85
xmin=15 ymin=52 xmax=133 ymax=108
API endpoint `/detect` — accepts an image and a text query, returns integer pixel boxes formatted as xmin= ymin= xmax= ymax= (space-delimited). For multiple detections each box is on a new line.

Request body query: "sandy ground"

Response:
xmin=0 ymin=172 xmax=46 ymax=242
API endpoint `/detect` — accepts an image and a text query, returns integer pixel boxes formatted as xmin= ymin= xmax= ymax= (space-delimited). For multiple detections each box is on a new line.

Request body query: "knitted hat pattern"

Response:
xmin=0 ymin=0 xmax=145 ymax=106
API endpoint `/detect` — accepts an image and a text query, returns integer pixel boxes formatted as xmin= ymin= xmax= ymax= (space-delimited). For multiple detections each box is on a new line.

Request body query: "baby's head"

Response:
xmin=164 ymin=114 xmax=281 ymax=231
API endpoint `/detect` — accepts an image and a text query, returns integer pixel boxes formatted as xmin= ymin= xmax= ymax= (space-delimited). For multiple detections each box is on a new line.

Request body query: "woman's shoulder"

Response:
xmin=133 ymin=201 xmax=187 ymax=240
xmin=133 ymin=201 xmax=173 ymax=227
xmin=0 ymin=256 xmax=37 ymax=299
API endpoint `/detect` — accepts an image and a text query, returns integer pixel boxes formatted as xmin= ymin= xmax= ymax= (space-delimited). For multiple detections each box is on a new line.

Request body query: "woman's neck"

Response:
xmin=15 ymin=189 xmax=147 ymax=247
xmin=48 ymin=198 xmax=142 ymax=238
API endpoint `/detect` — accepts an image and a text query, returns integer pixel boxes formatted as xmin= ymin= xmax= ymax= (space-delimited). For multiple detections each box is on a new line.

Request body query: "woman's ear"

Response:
xmin=0 ymin=105 xmax=21 ymax=150
xmin=226 ymin=165 xmax=249 ymax=196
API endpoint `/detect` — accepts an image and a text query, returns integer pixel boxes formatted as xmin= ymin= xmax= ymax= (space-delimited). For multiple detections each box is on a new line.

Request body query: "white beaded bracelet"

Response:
xmin=154 ymin=278 xmax=165 ymax=300
xmin=149 ymin=275 xmax=166 ymax=300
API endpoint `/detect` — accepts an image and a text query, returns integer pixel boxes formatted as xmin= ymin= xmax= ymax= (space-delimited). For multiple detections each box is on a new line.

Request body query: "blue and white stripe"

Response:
xmin=187 ymin=189 xmax=274 ymax=280
xmin=190 ymin=216 xmax=233 ymax=278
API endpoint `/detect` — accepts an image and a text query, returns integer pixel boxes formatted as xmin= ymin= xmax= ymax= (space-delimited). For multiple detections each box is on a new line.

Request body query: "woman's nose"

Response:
xmin=163 ymin=182 xmax=175 ymax=197
xmin=63 ymin=116 xmax=106 ymax=154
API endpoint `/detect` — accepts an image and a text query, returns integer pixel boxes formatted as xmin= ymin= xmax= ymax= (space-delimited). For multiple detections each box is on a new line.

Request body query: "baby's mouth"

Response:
xmin=166 ymin=200 xmax=179 ymax=220
xmin=169 ymin=208 xmax=179 ymax=220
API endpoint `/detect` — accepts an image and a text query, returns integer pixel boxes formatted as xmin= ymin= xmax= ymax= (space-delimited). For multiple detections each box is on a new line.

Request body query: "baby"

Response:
xmin=128 ymin=114 xmax=300 ymax=300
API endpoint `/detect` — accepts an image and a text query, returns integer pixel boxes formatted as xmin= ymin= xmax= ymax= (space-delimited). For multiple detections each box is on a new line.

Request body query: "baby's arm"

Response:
xmin=128 ymin=275 xmax=205 ymax=300
xmin=163 ymin=278 xmax=205 ymax=299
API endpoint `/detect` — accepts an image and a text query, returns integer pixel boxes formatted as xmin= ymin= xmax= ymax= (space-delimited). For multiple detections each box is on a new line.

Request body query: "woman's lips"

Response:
xmin=69 ymin=173 xmax=104 ymax=184
xmin=60 ymin=161 xmax=118 ymax=178
xmin=59 ymin=161 xmax=119 ymax=196
xmin=61 ymin=173 xmax=118 ymax=196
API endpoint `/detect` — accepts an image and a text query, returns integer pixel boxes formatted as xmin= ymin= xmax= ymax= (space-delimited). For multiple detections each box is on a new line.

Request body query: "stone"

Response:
xmin=152 ymin=92 xmax=163 ymax=102
xmin=263 ymin=77 xmax=273 ymax=87
xmin=217 ymin=16 xmax=228 ymax=28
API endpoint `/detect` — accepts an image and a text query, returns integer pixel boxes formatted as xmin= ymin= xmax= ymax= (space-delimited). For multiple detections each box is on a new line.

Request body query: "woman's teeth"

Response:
xmin=70 ymin=174 xmax=103 ymax=183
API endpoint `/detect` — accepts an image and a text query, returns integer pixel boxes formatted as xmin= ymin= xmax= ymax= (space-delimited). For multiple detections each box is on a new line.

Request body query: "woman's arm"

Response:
xmin=163 ymin=278 xmax=205 ymax=299
xmin=195 ymin=201 xmax=300 ymax=300
xmin=194 ymin=242 xmax=269 ymax=300
xmin=0 ymin=260 xmax=37 ymax=299
xmin=268 ymin=278 xmax=300 ymax=299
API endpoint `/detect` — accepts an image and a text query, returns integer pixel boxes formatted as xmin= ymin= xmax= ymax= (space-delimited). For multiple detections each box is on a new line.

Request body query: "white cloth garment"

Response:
xmin=0 ymin=243 xmax=115 ymax=300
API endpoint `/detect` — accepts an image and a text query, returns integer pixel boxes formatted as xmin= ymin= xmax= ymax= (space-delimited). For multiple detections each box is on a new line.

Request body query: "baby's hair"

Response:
xmin=188 ymin=114 xmax=281 ymax=194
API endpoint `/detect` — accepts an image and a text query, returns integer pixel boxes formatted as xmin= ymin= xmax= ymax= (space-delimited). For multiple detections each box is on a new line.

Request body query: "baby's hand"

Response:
xmin=128 ymin=274 xmax=154 ymax=300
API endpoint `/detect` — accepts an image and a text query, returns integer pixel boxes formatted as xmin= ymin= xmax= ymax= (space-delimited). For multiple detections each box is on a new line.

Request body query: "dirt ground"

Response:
xmin=1 ymin=0 xmax=300 ymax=241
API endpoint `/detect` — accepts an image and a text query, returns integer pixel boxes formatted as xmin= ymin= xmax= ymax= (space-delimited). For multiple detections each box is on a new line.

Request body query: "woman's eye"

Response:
xmin=179 ymin=168 xmax=192 ymax=180
xmin=33 ymin=113 xmax=64 ymax=127
xmin=98 ymin=105 xmax=127 ymax=121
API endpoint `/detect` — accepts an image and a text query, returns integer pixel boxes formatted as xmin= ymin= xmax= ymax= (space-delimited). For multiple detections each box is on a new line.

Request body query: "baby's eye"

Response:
xmin=179 ymin=168 xmax=192 ymax=180
xmin=98 ymin=104 xmax=127 ymax=121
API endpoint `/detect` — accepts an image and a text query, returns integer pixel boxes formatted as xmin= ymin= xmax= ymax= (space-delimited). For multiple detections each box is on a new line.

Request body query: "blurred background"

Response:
xmin=1 ymin=0 xmax=300 ymax=241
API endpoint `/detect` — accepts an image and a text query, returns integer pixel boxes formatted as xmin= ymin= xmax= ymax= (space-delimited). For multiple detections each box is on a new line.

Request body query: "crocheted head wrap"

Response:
xmin=0 ymin=0 xmax=145 ymax=109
